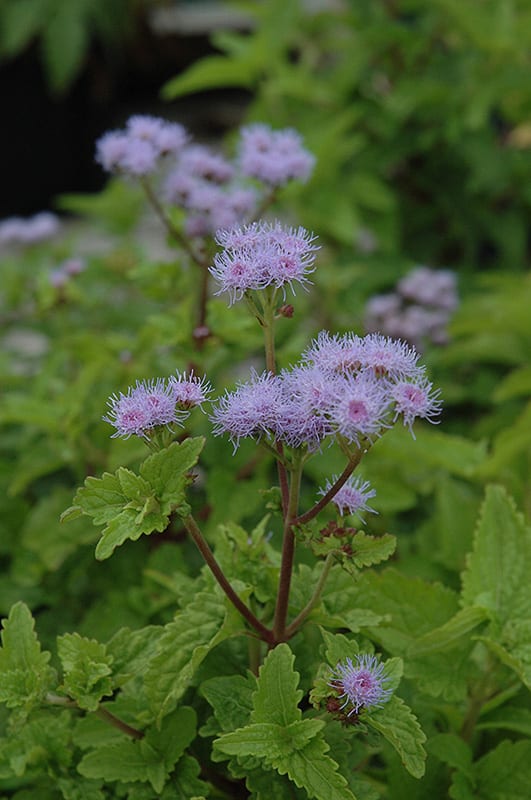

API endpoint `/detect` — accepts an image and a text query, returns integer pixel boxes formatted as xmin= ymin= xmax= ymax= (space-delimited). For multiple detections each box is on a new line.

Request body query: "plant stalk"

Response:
xmin=272 ymin=457 xmax=303 ymax=642
xmin=285 ymin=552 xmax=335 ymax=638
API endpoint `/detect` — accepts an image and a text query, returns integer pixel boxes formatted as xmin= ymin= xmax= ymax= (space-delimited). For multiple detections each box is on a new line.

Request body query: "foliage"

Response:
xmin=0 ymin=4 xmax=530 ymax=796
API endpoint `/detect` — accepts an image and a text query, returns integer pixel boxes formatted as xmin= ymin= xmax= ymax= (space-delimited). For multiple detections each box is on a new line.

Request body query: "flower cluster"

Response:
xmin=328 ymin=654 xmax=392 ymax=716
xmin=210 ymin=221 xmax=319 ymax=303
xmin=0 ymin=212 xmax=60 ymax=247
xmin=95 ymin=115 xmax=188 ymax=176
xmin=365 ymin=266 xmax=458 ymax=349
xmin=210 ymin=332 xmax=441 ymax=451
xmin=104 ymin=372 xmax=211 ymax=439
xmin=49 ymin=258 xmax=87 ymax=289
xmin=96 ymin=115 xmax=315 ymax=241
xmin=238 ymin=123 xmax=315 ymax=187
xmin=319 ymin=475 xmax=377 ymax=519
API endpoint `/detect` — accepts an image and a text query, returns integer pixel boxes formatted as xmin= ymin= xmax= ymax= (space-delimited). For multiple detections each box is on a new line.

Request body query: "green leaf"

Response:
xmin=144 ymin=588 xmax=240 ymax=722
xmin=477 ymin=706 xmax=531 ymax=737
xmin=161 ymin=56 xmax=256 ymax=99
xmin=170 ymin=753 xmax=210 ymax=799
xmin=407 ymin=606 xmax=489 ymax=656
xmin=270 ymin=734 xmax=357 ymax=800
xmin=78 ymin=707 xmax=196 ymax=793
xmin=350 ymin=532 xmax=397 ymax=568
xmin=474 ymin=739 xmax=531 ymax=799
xmin=106 ymin=626 xmax=163 ymax=687
xmin=251 ymin=643 xmax=302 ymax=726
xmin=0 ymin=602 xmax=55 ymax=711
xmin=365 ymin=696 xmax=427 ymax=779
xmin=200 ymin=674 xmax=255 ymax=732
xmin=461 ymin=485 xmax=531 ymax=686
xmin=0 ymin=0 xmax=45 ymax=57
xmin=0 ymin=708 xmax=72 ymax=778
xmin=68 ymin=438 xmax=205 ymax=560
xmin=214 ymin=720 xmax=322 ymax=762
xmin=41 ymin=0 xmax=89 ymax=93
xmin=56 ymin=633 xmax=113 ymax=711
xmin=427 ymin=733 xmax=474 ymax=780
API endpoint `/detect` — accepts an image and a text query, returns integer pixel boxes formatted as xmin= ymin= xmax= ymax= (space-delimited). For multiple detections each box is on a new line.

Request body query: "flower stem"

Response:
xmin=295 ymin=448 xmax=363 ymax=526
xmin=272 ymin=456 xmax=303 ymax=643
xmin=183 ymin=513 xmax=274 ymax=643
xmin=285 ymin=552 xmax=335 ymax=639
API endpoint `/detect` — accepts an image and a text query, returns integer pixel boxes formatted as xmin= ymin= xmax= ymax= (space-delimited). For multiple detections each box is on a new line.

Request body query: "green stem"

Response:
xmin=460 ymin=663 xmax=496 ymax=744
xmin=183 ymin=514 xmax=274 ymax=643
xmin=285 ymin=552 xmax=335 ymax=639
xmin=273 ymin=457 xmax=303 ymax=643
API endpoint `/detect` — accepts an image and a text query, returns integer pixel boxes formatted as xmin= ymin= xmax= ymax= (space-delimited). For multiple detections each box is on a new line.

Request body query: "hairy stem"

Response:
xmin=285 ymin=552 xmax=335 ymax=639
xmin=273 ymin=457 xmax=303 ymax=642
xmin=183 ymin=514 xmax=274 ymax=643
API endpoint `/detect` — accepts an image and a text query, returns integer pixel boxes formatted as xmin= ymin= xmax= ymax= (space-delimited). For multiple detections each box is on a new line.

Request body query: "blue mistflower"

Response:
xmin=329 ymin=654 xmax=393 ymax=715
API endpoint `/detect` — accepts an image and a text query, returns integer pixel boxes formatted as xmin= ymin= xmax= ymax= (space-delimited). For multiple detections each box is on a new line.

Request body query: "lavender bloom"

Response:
xmin=365 ymin=266 xmax=458 ymax=349
xmin=210 ymin=371 xmax=282 ymax=450
xmin=391 ymin=377 xmax=442 ymax=433
xmin=239 ymin=124 xmax=315 ymax=186
xmin=95 ymin=116 xmax=188 ymax=177
xmin=319 ymin=476 xmax=377 ymax=518
xmin=210 ymin=221 xmax=319 ymax=304
xmin=329 ymin=655 xmax=393 ymax=715
xmin=359 ymin=333 xmax=424 ymax=379
xmin=170 ymin=371 xmax=212 ymax=409
xmin=329 ymin=371 xmax=391 ymax=445
xmin=180 ymin=144 xmax=234 ymax=184
xmin=103 ymin=377 xmax=190 ymax=439
xmin=0 ymin=212 xmax=60 ymax=247
xmin=302 ymin=331 xmax=364 ymax=374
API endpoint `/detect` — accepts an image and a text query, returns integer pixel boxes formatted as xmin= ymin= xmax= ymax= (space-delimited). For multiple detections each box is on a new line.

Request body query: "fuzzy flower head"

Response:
xmin=211 ymin=221 xmax=319 ymax=304
xmin=329 ymin=371 xmax=392 ymax=445
xmin=95 ymin=116 xmax=188 ymax=177
xmin=391 ymin=377 xmax=442 ymax=434
xmin=170 ymin=371 xmax=212 ymax=410
xmin=238 ymin=124 xmax=315 ymax=186
xmin=319 ymin=476 xmax=377 ymax=519
xmin=103 ymin=376 xmax=197 ymax=439
xmin=329 ymin=655 xmax=392 ymax=716
xmin=210 ymin=371 xmax=282 ymax=450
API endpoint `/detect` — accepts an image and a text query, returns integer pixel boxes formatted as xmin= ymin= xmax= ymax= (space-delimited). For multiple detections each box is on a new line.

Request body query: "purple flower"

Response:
xmin=210 ymin=371 xmax=282 ymax=450
xmin=179 ymin=144 xmax=234 ymax=184
xmin=0 ymin=212 xmax=60 ymax=247
xmin=359 ymin=333 xmax=424 ymax=379
xmin=329 ymin=654 xmax=393 ymax=715
xmin=170 ymin=371 xmax=212 ymax=409
xmin=103 ymin=377 xmax=188 ymax=439
xmin=391 ymin=377 xmax=442 ymax=433
xmin=319 ymin=475 xmax=377 ymax=518
xmin=239 ymin=124 xmax=315 ymax=186
xmin=95 ymin=116 xmax=188 ymax=177
xmin=302 ymin=331 xmax=364 ymax=374
xmin=329 ymin=371 xmax=391 ymax=445
xmin=210 ymin=221 xmax=319 ymax=304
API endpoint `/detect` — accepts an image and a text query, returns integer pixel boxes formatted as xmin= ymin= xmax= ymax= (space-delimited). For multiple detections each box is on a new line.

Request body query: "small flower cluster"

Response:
xmin=238 ymin=124 xmax=315 ymax=187
xmin=319 ymin=475 xmax=376 ymax=519
xmin=49 ymin=258 xmax=87 ymax=289
xmin=0 ymin=212 xmax=60 ymax=248
xmin=96 ymin=116 xmax=315 ymax=240
xmin=104 ymin=372 xmax=211 ymax=439
xmin=210 ymin=221 xmax=320 ymax=303
xmin=365 ymin=266 xmax=458 ymax=349
xmin=210 ymin=331 xmax=441 ymax=452
xmin=95 ymin=115 xmax=188 ymax=176
xmin=328 ymin=654 xmax=392 ymax=716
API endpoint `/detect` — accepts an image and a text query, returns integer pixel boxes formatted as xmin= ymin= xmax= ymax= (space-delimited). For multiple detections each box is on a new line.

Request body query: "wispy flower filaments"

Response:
xmin=210 ymin=221 xmax=320 ymax=304
xmin=329 ymin=655 xmax=393 ymax=715
xmin=104 ymin=372 xmax=210 ymax=439
xmin=319 ymin=476 xmax=377 ymax=519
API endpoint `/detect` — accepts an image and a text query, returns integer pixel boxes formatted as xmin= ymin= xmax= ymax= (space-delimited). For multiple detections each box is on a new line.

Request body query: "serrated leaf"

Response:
xmin=251 ymin=643 xmax=302 ymax=726
xmin=271 ymin=734 xmax=357 ymax=800
xmin=139 ymin=437 xmax=205 ymax=510
xmin=56 ymin=633 xmax=113 ymax=711
xmin=106 ymin=626 xmax=163 ymax=686
xmin=461 ymin=486 xmax=531 ymax=686
xmin=144 ymin=589 xmax=240 ymax=722
xmin=365 ymin=695 xmax=427 ymax=779
xmin=0 ymin=602 xmax=55 ymax=711
xmin=200 ymin=674 xmax=255 ymax=732
xmin=214 ymin=719 xmax=323 ymax=762
xmin=474 ymin=739 xmax=531 ymax=799
xmin=351 ymin=532 xmax=397 ymax=567
xmin=77 ymin=739 xmax=150 ymax=785
xmin=171 ymin=754 xmax=210 ymax=799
